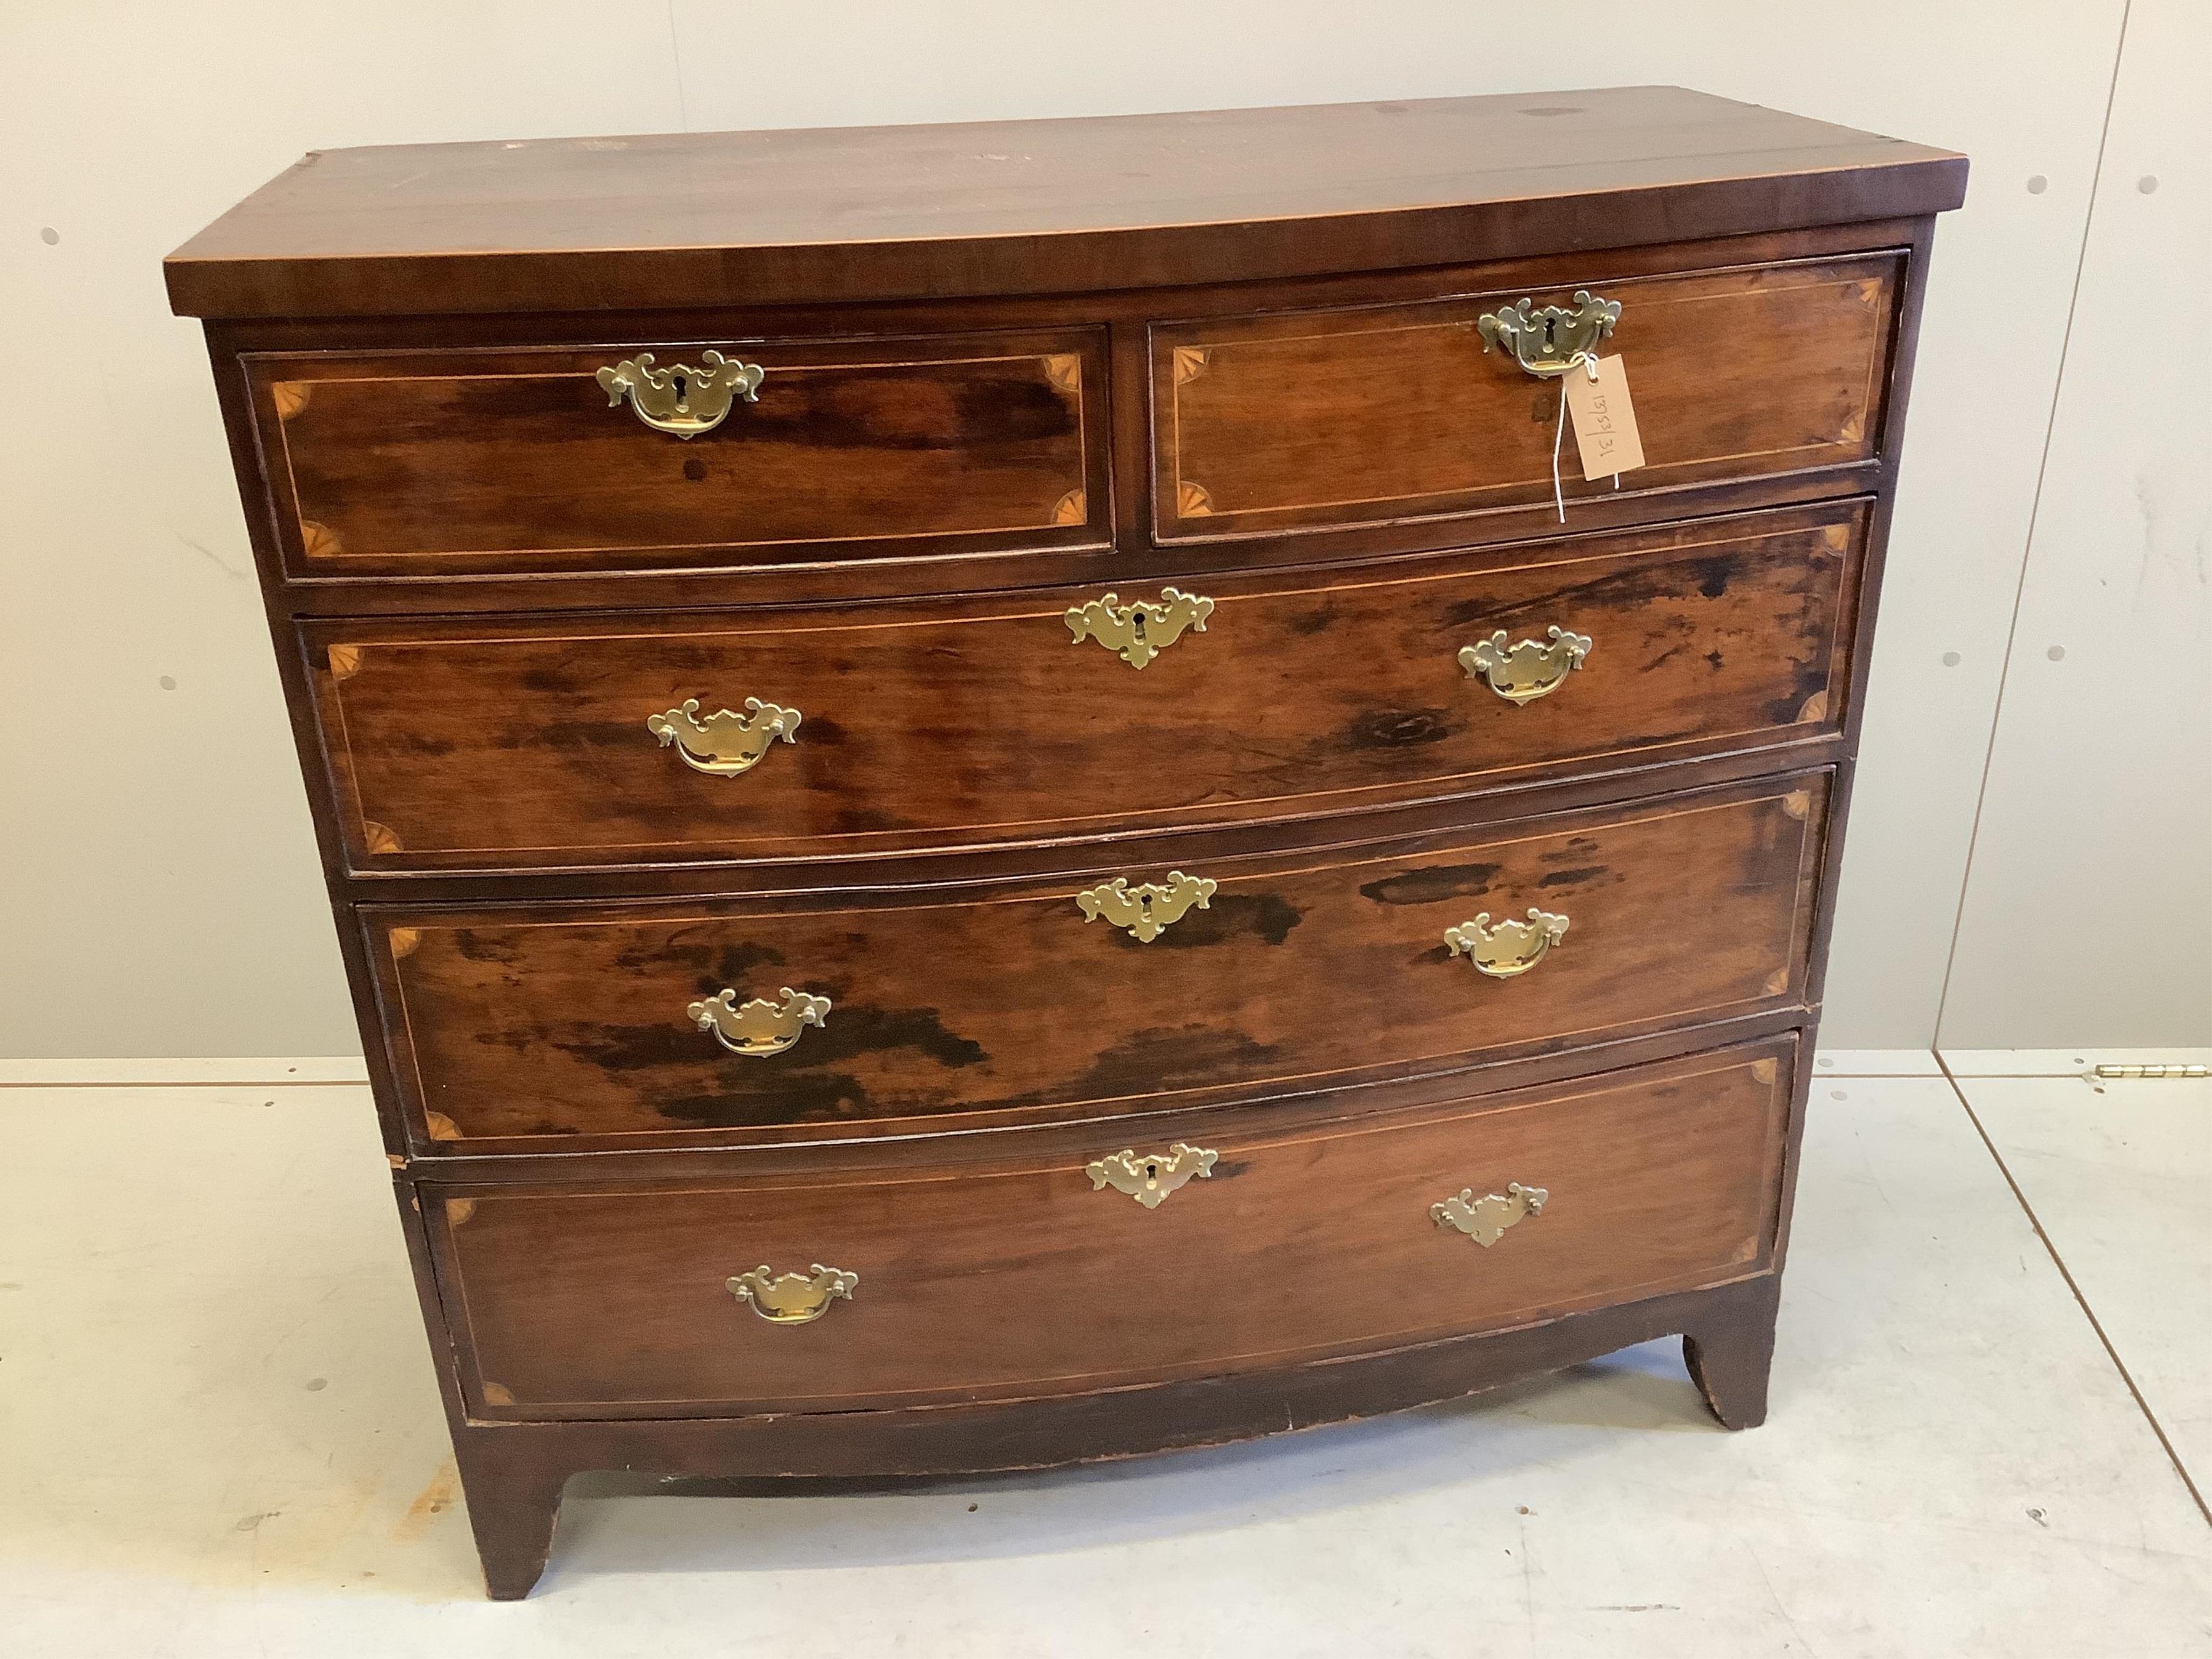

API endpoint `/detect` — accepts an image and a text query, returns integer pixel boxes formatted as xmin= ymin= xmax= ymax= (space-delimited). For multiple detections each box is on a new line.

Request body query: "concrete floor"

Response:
xmin=2 ymin=1053 xmax=2207 ymax=1656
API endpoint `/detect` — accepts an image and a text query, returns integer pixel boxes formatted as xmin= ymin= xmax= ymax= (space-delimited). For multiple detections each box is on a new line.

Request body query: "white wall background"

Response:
xmin=1 ymin=1 xmax=2203 ymax=1058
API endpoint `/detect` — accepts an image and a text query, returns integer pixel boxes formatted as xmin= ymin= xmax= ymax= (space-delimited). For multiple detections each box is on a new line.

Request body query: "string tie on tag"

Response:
xmin=1549 ymin=350 xmax=1600 ymax=523
xmin=1551 ymin=374 xmax=1569 ymax=523
xmin=1597 ymin=348 xmax=1618 ymax=491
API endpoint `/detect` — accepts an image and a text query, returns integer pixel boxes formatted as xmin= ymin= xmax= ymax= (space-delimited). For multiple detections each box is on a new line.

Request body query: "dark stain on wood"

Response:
xmin=1343 ymin=708 xmax=1457 ymax=751
xmin=450 ymin=930 xmax=527 ymax=966
xmin=651 ymin=1074 xmax=878 ymax=1129
xmin=1359 ymin=863 xmax=1503 ymax=906
xmin=1536 ymin=865 xmax=1609 ymax=889
xmin=1050 ymin=1026 xmax=1292 ymax=1105
xmin=1127 ymin=892 xmax=1303 ymax=949
xmin=785 ymin=1004 xmax=990 ymax=1072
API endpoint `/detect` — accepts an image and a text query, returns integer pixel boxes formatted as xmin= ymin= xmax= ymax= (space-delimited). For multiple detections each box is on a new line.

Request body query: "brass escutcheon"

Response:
xmin=689 ymin=987 xmax=832 ymax=1057
xmin=1445 ymin=908 xmax=1570 ymax=979
xmin=648 ymin=697 xmax=800 ymax=777
xmin=1459 ymin=626 xmax=1593 ymax=705
xmin=598 ymin=350 xmax=765 ymax=437
xmin=1476 ymin=291 xmax=1622 ymax=378
xmin=726 ymin=1264 xmax=858 ymax=1325
xmin=1065 ymin=588 xmax=1215 ymax=669
xmin=1432 ymin=1182 xmax=1548 ymax=1247
xmin=1088 ymin=1144 xmax=1219 ymax=1209
xmin=1075 ymin=872 xmax=1218 ymax=942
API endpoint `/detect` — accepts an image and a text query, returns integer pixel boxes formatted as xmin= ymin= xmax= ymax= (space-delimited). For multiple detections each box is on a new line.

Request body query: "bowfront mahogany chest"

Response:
xmin=169 ymin=87 xmax=1965 ymax=1597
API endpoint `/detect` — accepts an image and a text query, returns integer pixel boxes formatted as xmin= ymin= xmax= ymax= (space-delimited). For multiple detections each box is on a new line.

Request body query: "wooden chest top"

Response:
xmin=164 ymin=86 xmax=1964 ymax=319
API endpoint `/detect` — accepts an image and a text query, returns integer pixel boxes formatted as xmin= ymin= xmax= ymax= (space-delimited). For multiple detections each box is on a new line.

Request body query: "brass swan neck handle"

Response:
xmin=1445 ymin=909 xmax=1569 ymax=979
xmin=1459 ymin=627 xmax=1592 ymax=705
xmin=689 ymin=987 xmax=832 ymax=1057
xmin=726 ymin=1264 xmax=857 ymax=1324
xmin=649 ymin=697 xmax=800 ymax=777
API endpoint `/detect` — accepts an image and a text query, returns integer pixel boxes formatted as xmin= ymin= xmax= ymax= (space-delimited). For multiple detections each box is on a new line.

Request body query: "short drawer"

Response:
xmin=369 ymin=772 xmax=1827 ymax=1152
xmin=427 ymin=1038 xmax=1792 ymax=1419
xmin=247 ymin=328 xmax=1109 ymax=578
xmin=1152 ymin=253 xmax=1900 ymax=539
xmin=309 ymin=502 xmax=1863 ymax=873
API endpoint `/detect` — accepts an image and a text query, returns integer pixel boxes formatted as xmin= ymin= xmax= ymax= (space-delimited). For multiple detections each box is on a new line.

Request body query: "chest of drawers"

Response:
xmin=170 ymin=88 xmax=1964 ymax=1598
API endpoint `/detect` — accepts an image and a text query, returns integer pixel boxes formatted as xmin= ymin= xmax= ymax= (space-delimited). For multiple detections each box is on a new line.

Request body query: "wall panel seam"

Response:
xmin=1933 ymin=0 xmax=2134 ymax=1045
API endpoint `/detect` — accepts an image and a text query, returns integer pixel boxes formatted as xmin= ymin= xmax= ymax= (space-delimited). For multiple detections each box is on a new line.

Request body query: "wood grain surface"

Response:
xmin=165 ymin=88 xmax=1964 ymax=318
xmin=427 ymin=1038 xmax=1791 ymax=1417
xmin=253 ymin=331 xmax=1107 ymax=576
xmin=368 ymin=772 xmax=1829 ymax=1150
xmin=309 ymin=504 xmax=1863 ymax=872
xmin=1156 ymin=255 xmax=1898 ymax=537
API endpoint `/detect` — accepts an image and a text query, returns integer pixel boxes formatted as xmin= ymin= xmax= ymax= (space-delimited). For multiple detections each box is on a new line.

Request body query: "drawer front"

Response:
xmin=1152 ymin=254 xmax=1899 ymax=539
xmin=371 ymin=773 xmax=1827 ymax=1151
xmin=311 ymin=503 xmax=1863 ymax=873
xmin=249 ymin=329 xmax=1109 ymax=578
xmin=429 ymin=1038 xmax=1792 ymax=1419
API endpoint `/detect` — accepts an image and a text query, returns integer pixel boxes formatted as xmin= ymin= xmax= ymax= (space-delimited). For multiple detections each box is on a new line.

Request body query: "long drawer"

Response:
xmin=368 ymin=771 xmax=1827 ymax=1153
xmin=1152 ymin=253 xmax=1900 ymax=539
xmin=427 ymin=1037 xmax=1793 ymax=1419
xmin=309 ymin=503 xmax=1863 ymax=873
xmin=247 ymin=327 xmax=1111 ymax=579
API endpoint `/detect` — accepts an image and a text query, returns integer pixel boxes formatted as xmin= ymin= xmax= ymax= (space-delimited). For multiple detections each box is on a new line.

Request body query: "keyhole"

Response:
xmin=1131 ymin=612 xmax=1148 ymax=636
xmin=1143 ymin=1162 xmax=1159 ymax=1181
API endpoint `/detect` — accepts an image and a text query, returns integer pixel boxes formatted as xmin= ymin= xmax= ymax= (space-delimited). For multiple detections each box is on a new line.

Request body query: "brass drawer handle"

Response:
xmin=1477 ymin=291 xmax=1621 ymax=378
xmin=1088 ymin=1143 xmax=1218 ymax=1209
xmin=1066 ymin=588 xmax=1215 ymax=669
xmin=1445 ymin=908 xmax=1569 ymax=979
xmin=1432 ymin=1182 xmax=1548 ymax=1247
xmin=1075 ymin=871 xmax=1218 ymax=942
xmin=598 ymin=350 xmax=764 ymax=437
xmin=1458 ymin=626 xmax=1592 ymax=705
xmin=689 ymin=987 xmax=832 ymax=1057
xmin=727 ymin=1264 xmax=857 ymax=1325
xmin=649 ymin=697 xmax=800 ymax=777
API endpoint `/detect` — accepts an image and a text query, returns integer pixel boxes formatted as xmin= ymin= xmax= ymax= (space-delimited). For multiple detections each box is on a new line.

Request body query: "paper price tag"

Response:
xmin=1563 ymin=354 xmax=1645 ymax=480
